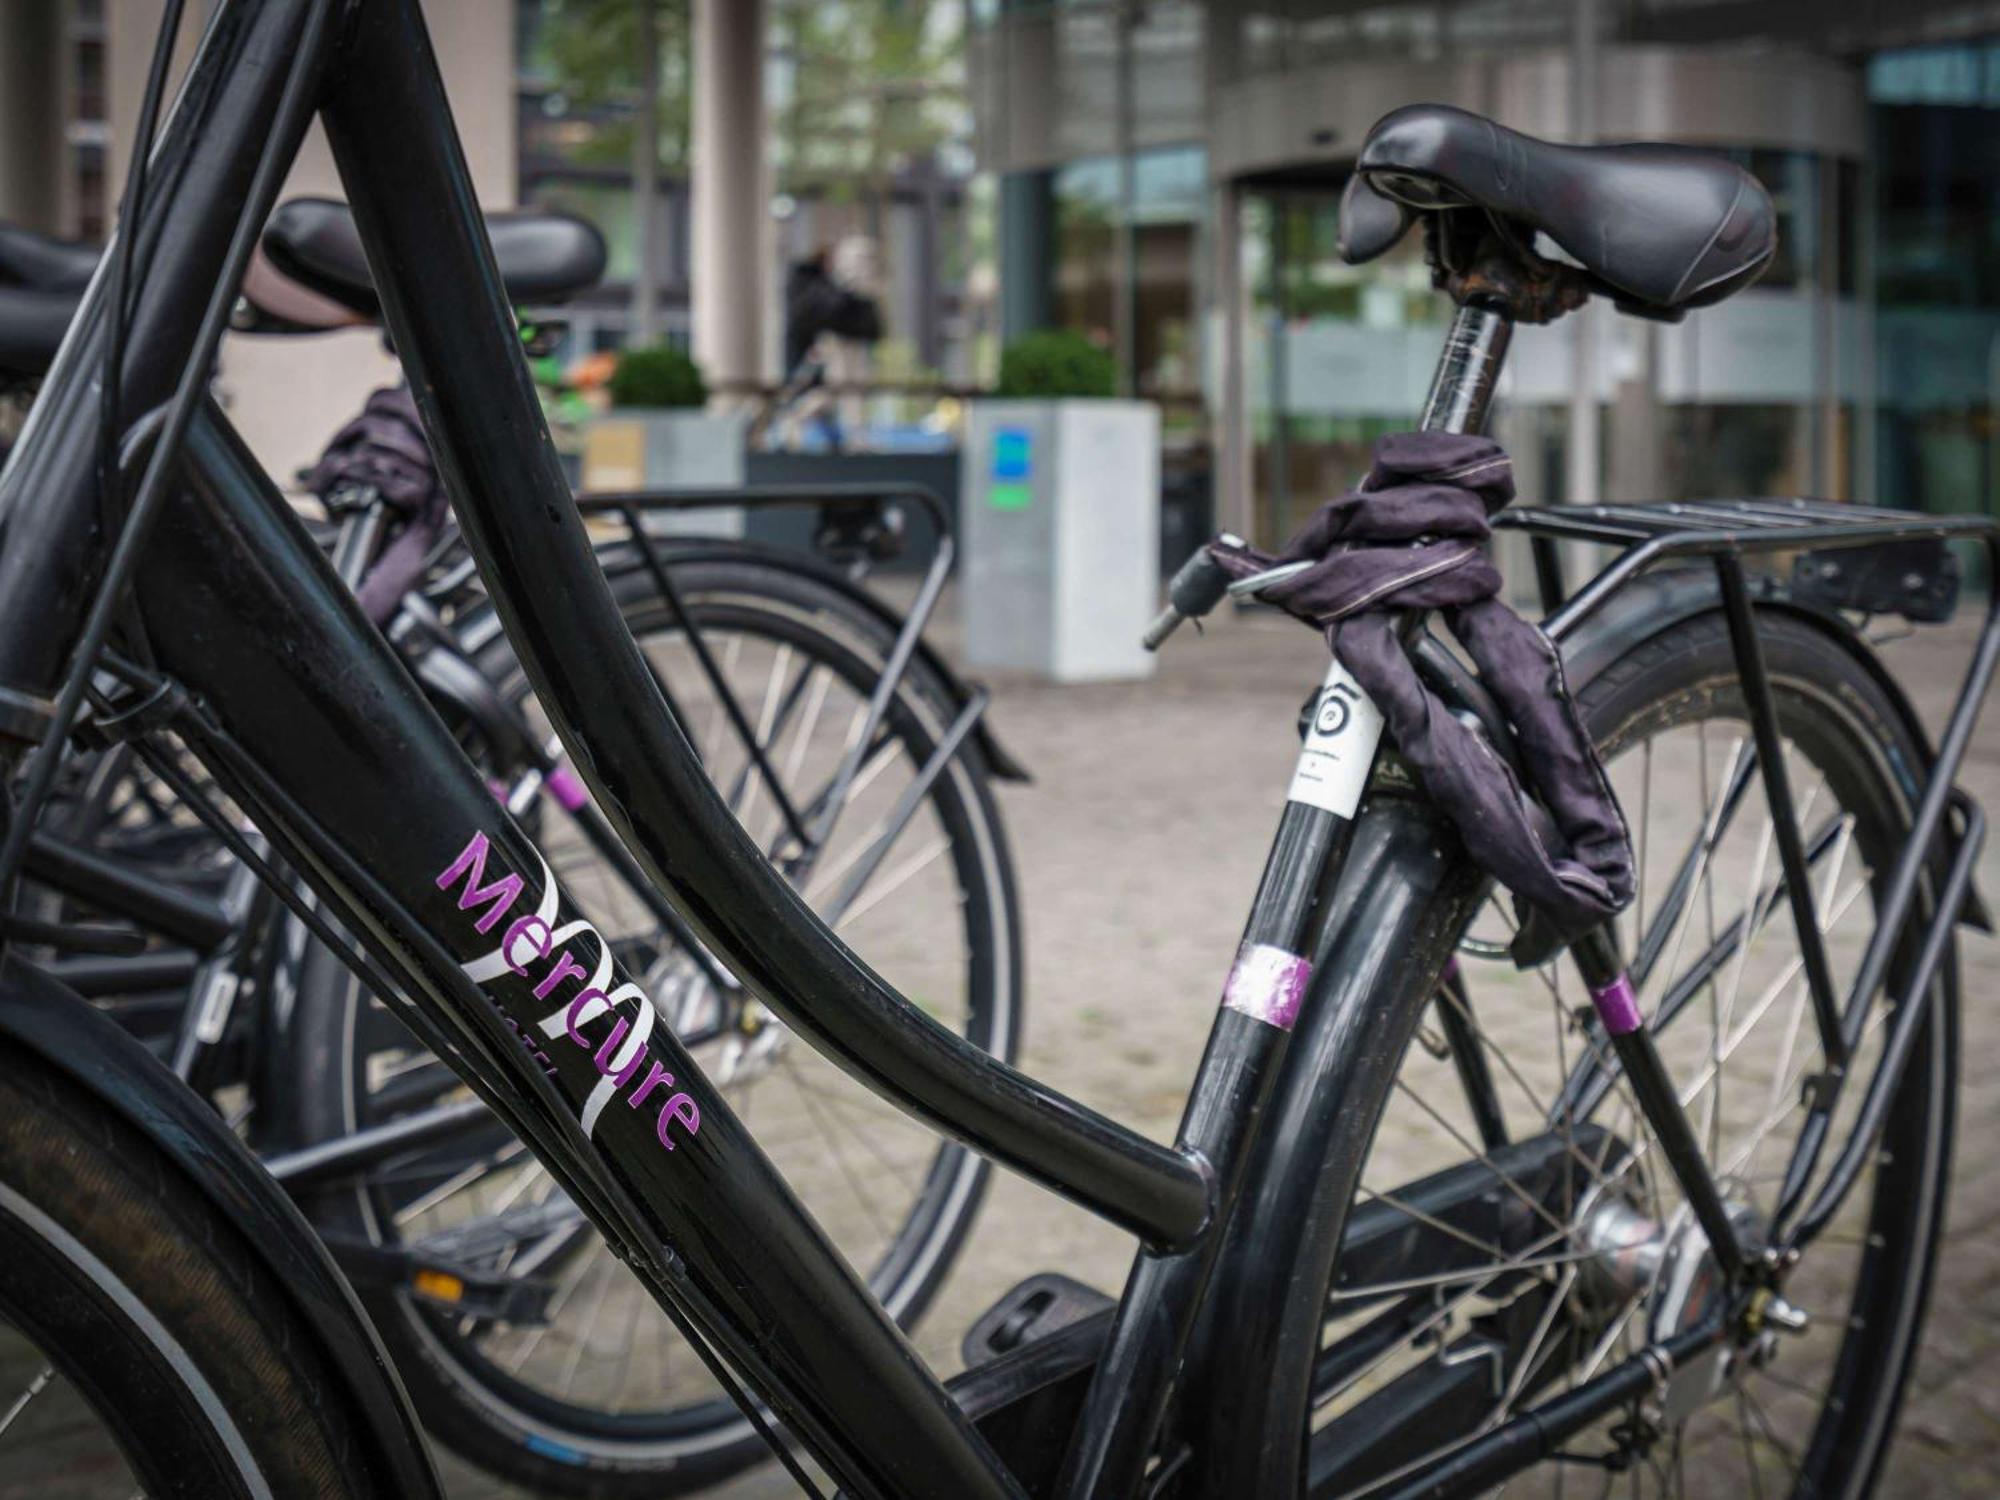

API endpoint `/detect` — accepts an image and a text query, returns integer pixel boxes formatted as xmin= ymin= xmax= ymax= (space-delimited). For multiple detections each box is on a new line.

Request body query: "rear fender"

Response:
xmin=1557 ymin=566 xmax=1989 ymax=929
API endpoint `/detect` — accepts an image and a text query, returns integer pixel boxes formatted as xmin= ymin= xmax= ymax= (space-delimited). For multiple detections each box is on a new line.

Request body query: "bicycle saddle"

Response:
xmin=0 ymin=287 xmax=83 ymax=379
xmin=0 ymin=223 xmax=98 ymax=379
xmin=264 ymin=198 xmax=608 ymax=319
xmin=0 ymin=223 xmax=97 ymax=292
xmin=1348 ymin=104 xmax=1775 ymax=317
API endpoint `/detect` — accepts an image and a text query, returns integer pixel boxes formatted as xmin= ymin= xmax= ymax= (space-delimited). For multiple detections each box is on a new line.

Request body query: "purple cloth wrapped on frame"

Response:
xmin=1208 ymin=432 xmax=1633 ymax=949
xmin=304 ymin=385 xmax=448 ymax=627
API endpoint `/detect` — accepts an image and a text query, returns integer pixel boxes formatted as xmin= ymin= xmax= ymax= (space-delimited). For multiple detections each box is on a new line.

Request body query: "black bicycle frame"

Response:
xmin=0 ymin=3 xmax=1365 ymax=1493
xmin=5 ymin=4 xmax=1977 ymax=1496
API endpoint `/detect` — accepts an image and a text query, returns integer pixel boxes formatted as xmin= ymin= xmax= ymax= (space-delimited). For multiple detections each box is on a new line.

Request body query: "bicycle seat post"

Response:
xmin=1418 ymin=297 xmax=1512 ymax=437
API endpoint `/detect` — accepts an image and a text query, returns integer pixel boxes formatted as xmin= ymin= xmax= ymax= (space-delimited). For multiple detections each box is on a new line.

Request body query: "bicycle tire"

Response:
xmin=0 ymin=1012 xmax=411 ymax=1500
xmin=1202 ymin=605 xmax=1955 ymax=1498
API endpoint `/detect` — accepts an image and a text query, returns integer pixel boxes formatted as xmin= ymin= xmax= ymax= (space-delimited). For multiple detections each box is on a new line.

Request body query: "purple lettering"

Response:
xmin=592 ymin=1017 xmax=643 ymax=1083
xmin=434 ymin=832 xmax=524 ymax=934
xmin=656 ymin=1093 xmax=700 ymax=1149
xmin=627 ymin=1060 xmax=675 ymax=1108
xmin=436 ymin=826 xmax=703 ymax=1164
xmin=533 ymin=947 xmax=589 ymax=1000
xmin=564 ymin=987 xmax=609 ymax=1047
xmin=501 ymin=915 xmax=552 ymax=976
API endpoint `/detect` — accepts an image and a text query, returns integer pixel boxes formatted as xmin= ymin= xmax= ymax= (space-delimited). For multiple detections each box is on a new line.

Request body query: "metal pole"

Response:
xmin=1564 ymin=0 xmax=1600 ymax=519
xmin=1113 ymin=0 xmax=1138 ymax=397
xmin=690 ymin=0 xmax=767 ymax=401
xmin=631 ymin=0 xmax=661 ymax=344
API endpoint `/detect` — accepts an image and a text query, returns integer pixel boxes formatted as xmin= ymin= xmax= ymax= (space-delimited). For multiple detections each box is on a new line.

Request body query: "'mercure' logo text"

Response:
xmin=435 ymin=830 xmax=701 ymax=1153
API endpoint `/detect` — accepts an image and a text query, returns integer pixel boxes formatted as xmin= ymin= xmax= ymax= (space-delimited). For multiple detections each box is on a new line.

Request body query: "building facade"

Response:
xmin=974 ymin=0 xmax=2000 ymax=550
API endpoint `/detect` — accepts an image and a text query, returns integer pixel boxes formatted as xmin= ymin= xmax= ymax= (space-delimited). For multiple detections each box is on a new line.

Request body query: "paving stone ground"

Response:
xmin=3 ymin=590 xmax=1996 ymax=1499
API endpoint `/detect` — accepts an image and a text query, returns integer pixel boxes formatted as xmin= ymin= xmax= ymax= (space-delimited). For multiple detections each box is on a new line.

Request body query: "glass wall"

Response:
xmin=1870 ymin=42 xmax=2000 ymax=523
xmin=1051 ymin=148 xmax=1205 ymax=400
xmin=514 ymin=0 xmax=979 ymax=381
xmin=1239 ymin=182 xmax=1445 ymax=540
xmin=972 ymin=0 xmax=1207 ymax=390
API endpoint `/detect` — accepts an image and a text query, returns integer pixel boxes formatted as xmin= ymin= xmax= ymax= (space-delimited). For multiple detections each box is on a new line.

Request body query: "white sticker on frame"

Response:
xmin=1285 ymin=657 xmax=1385 ymax=819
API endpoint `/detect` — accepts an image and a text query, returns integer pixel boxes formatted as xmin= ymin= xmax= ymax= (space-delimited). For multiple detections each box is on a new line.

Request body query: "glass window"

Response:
xmin=1871 ymin=44 xmax=2000 ymax=525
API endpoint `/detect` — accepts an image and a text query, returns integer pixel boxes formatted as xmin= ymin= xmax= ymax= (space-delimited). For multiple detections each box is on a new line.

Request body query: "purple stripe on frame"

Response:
xmin=546 ymin=766 xmax=589 ymax=813
xmin=1221 ymin=943 xmax=1313 ymax=1031
xmin=1591 ymin=972 xmax=1643 ymax=1036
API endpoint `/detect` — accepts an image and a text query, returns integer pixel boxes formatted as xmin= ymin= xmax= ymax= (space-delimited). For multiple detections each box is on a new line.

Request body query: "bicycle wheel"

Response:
xmin=1224 ymin=605 xmax=1954 ymax=1497
xmin=0 ymin=1013 xmax=405 ymax=1500
xmin=14 ymin=742 xmax=247 ymax=1057
xmin=276 ymin=555 xmax=1022 ymax=1497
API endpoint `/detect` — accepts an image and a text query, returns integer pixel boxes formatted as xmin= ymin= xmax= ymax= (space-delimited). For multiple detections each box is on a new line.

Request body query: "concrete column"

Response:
xmin=0 ymin=0 xmax=62 ymax=232
xmin=1112 ymin=0 xmax=1136 ymax=396
xmin=1607 ymin=323 xmax=1662 ymax=501
xmin=690 ymin=0 xmax=768 ymax=405
xmin=1210 ymin=180 xmax=1253 ymax=544
xmin=1561 ymin=0 xmax=1603 ymax=593
xmin=630 ymin=0 xmax=663 ymax=345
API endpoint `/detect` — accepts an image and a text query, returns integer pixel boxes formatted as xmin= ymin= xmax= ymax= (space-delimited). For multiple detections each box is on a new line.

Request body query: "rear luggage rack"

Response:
xmin=1493 ymin=497 xmax=1997 ymax=641
xmin=1493 ymin=490 xmax=1999 ymax=1053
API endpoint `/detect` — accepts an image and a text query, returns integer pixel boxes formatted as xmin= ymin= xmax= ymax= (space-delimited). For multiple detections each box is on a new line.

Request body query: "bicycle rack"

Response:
xmin=1491 ymin=497 xmax=1999 ymax=1249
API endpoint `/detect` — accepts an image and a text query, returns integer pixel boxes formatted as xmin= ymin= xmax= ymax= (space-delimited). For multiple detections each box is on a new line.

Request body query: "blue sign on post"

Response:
xmin=989 ymin=426 xmax=1034 ymax=511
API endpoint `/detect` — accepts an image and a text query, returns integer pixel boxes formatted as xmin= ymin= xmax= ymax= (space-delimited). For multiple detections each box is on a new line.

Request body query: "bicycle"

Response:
xmin=0 ymin=6 xmax=1990 ymax=1498
xmin=5 ymin=204 xmax=1025 ymax=1494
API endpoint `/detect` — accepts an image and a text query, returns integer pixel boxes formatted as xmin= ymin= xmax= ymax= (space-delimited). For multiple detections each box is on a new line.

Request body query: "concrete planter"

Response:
xmin=962 ymin=399 xmax=1160 ymax=682
xmin=581 ymin=408 xmax=749 ymax=537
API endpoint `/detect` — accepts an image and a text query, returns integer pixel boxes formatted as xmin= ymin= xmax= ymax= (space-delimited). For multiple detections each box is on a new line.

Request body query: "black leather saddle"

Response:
xmin=0 ymin=289 xmax=82 ymax=381
xmin=0 ymin=200 xmax=609 ymax=380
xmin=1342 ymin=104 xmax=1776 ymax=318
xmin=0 ymin=225 xmax=98 ymax=381
xmin=0 ymin=224 xmax=97 ymax=293
xmin=263 ymin=197 xmax=608 ymax=319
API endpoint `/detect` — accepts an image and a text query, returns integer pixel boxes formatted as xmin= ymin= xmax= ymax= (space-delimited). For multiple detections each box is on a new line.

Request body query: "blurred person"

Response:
xmin=776 ymin=237 xmax=882 ymax=450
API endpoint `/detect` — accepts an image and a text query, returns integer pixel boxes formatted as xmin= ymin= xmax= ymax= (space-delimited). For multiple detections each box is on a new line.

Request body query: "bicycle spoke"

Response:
xmin=795 ymin=741 xmax=914 ymax=900
xmin=1393 ymin=1078 xmax=1589 ymax=1240
xmin=780 ymin=1056 xmax=898 ymax=1242
xmin=0 ymin=1364 xmax=54 ymax=1442
xmin=1353 ymin=1180 xmax=1521 ymax=1268
xmin=389 ymin=1139 xmax=528 ymax=1226
xmin=832 ymin=836 xmax=952 ymax=932
xmin=1734 ymin=1387 xmax=1768 ymax=1500
xmin=555 ymin=1247 xmax=618 ymax=1400
xmin=1740 ymin=1385 xmax=1802 ymax=1485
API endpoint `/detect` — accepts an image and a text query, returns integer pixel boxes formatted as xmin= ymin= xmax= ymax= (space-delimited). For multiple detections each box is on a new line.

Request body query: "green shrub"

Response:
xmin=607 ymin=343 xmax=708 ymax=409
xmin=995 ymin=329 xmax=1116 ymax=399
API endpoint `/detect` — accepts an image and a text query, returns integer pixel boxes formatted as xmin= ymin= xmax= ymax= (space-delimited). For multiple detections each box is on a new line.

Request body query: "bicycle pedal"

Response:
xmin=320 ymin=1231 xmax=558 ymax=1326
xmin=962 ymin=1272 xmax=1115 ymax=1368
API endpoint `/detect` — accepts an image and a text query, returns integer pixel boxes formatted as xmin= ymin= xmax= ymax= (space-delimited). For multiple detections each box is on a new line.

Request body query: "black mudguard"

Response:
xmin=1557 ymin=565 xmax=1989 ymax=930
xmin=0 ymin=956 xmax=442 ymax=1498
